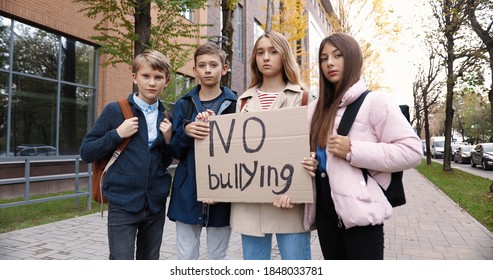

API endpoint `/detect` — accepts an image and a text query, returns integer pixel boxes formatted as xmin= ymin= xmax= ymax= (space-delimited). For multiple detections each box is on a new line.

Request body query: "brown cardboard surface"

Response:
xmin=195 ymin=106 xmax=313 ymax=203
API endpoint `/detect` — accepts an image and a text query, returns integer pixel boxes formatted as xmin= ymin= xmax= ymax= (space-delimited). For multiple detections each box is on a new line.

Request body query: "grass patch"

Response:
xmin=1 ymin=161 xmax=492 ymax=234
xmin=416 ymin=160 xmax=493 ymax=232
xmin=0 ymin=190 xmax=106 ymax=234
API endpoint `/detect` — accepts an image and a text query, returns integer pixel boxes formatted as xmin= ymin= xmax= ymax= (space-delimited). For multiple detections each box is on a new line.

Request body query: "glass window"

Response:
xmin=10 ymin=74 xmax=57 ymax=154
xmin=181 ymin=9 xmax=194 ymax=22
xmin=0 ymin=16 xmax=11 ymax=71
xmin=254 ymin=20 xmax=264 ymax=44
xmin=0 ymin=15 xmax=97 ymax=158
xmin=61 ymin=38 xmax=96 ymax=86
xmin=59 ymin=84 xmax=95 ymax=155
xmin=0 ymin=72 xmax=8 ymax=157
xmin=13 ymin=21 xmax=58 ymax=79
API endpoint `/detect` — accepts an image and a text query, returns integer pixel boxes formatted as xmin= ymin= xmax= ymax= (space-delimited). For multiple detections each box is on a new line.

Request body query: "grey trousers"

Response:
xmin=175 ymin=221 xmax=231 ymax=260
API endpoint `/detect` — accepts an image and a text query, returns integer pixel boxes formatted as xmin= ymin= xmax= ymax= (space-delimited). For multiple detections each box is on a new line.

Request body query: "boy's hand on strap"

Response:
xmin=116 ymin=117 xmax=139 ymax=138
xmin=159 ymin=118 xmax=172 ymax=144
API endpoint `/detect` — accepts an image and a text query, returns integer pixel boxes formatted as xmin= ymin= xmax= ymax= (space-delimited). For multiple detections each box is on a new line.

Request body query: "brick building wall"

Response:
xmin=2 ymin=0 xmax=332 ymax=111
xmin=1 ymin=0 xmax=131 ymax=113
xmin=0 ymin=0 xmax=333 ymax=199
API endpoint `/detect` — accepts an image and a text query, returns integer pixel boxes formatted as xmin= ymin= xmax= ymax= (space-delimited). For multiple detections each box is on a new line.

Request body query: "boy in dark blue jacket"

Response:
xmin=167 ymin=42 xmax=237 ymax=259
xmin=80 ymin=50 xmax=173 ymax=260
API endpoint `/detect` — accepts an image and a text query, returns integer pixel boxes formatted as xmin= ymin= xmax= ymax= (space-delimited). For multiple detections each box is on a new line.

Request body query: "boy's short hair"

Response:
xmin=194 ymin=42 xmax=227 ymax=66
xmin=133 ymin=50 xmax=171 ymax=81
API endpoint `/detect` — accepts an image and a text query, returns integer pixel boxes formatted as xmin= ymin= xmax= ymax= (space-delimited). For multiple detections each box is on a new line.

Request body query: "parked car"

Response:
xmin=470 ymin=143 xmax=493 ymax=170
xmin=15 ymin=145 xmax=57 ymax=156
xmin=453 ymin=145 xmax=473 ymax=164
xmin=0 ymin=152 xmax=15 ymax=158
xmin=430 ymin=136 xmax=445 ymax=159
xmin=450 ymin=143 xmax=464 ymax=160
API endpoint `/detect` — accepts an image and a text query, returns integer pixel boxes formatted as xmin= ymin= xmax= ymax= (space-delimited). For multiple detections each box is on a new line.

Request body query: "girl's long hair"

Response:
xmin=309 ymin=33 xmax=363 ymax=150
xmin=249 ymin=30 xmax=302 ymax=89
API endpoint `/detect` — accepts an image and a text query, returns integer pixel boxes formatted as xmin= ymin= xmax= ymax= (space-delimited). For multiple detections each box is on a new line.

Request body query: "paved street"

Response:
xmin=0 ymin=168 xmax=492 ymax=260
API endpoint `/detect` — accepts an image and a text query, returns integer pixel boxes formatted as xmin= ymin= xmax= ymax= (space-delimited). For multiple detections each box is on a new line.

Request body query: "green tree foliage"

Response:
xmin=270 ymin=0 xmax=309 ymax=84
xmin=430 ymin=0 xmax=486 ymax=171
xmin=73 ymin=0 xmax=208 ymax=70
xmin=453 ymin=72 xmax=491 ymax=143
xmin=327 ymin=0 xmax=402 ymax=91
xmin=413 ymin=41 xmax=444 ymax=165
xmin=466 ymin=0 xmax=493 ymax=135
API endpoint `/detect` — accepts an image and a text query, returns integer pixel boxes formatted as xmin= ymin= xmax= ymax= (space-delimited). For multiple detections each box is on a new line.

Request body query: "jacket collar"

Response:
xmin=241 ymin=81 xmax=303 ymax=99
xmin=127 ymin=92 xmax=166 ymax=112
xmin=183 ymin=85 xmax=237 ymax=101
xmin=339 ymin=78 xmax=368 ymax=108
xmin=183 ymin=85 xmax=237 ymax=113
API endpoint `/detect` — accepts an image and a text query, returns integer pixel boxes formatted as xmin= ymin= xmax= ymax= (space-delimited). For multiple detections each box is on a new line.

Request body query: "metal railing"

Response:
xmin=0 ymin=156 xmax=90 ymax=210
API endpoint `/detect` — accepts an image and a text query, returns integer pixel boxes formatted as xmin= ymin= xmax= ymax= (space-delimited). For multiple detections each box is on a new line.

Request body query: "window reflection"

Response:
xmin=0 ymin=72 xmax=8 ymax=157
xmin=13 ymin=21 xmax=58 ymax=79
xmin=0 ymin=15 xmax=97 ymax=158
xmin=0 ymin=16 xmax=11 ymax=71
xmin=61 ymin=38 xmax=96 ymax=86
xmin=59 ymin=84 xmax=95 ymax=155
xmin=11 ymin=75 xmax=57 ymax=154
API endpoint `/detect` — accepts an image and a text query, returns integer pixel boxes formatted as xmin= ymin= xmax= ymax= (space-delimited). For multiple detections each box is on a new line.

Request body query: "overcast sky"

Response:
xmin=379 ymin=0 xmax=431 ymax=106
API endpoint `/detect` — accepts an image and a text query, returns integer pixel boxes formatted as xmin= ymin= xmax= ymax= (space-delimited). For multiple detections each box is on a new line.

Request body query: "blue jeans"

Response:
xmin=175 ymin=221 xmax=231 ymax=260
xmin=107 ymin=202 xmax=165 ymax=260
xmin=241 ymin=232 xmax=311 ymax=260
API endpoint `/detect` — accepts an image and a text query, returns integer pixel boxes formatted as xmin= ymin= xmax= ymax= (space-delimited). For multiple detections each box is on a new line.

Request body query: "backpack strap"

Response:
xmin=116 ymin=99 xmax=134 ymax=153
xmin=336 ymin=90 xmax=371 ymax=183
xmin=97 ymin=99 xmax=134 ymax=215
xmin=337 ymin=90 xmax=370 ymax=136
xmin=184 ymin=98 xmax=193 ymax=120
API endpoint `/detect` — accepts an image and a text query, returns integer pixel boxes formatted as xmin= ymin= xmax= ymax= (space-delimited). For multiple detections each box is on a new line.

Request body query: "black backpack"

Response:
xmin=337 ymin=90 xmax=406 ymax=207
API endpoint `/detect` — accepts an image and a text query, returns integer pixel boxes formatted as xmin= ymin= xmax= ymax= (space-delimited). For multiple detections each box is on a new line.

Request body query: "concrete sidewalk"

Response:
xmin=0 ymin=168 xmax=492 ymax=260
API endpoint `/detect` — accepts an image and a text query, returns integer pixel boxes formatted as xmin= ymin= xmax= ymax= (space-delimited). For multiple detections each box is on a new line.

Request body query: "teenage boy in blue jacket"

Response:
xmin=167 ymin=42 xmax=237 ymax=259
xmin=80 ymin=50 xmax=173 ymax=260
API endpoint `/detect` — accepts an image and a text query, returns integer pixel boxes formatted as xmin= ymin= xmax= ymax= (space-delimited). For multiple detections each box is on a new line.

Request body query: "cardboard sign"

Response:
xmin=195 ymin=106 xmax=313 ymax=203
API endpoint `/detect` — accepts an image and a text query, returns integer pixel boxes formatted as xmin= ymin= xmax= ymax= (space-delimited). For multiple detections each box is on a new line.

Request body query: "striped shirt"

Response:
xmin=257 ymin=89 xmax=279 ymax=110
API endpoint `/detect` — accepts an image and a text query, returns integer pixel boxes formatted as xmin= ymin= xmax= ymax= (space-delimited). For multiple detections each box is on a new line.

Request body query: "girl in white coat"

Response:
xmin=308 ymin=33 xmax=422 ymax=259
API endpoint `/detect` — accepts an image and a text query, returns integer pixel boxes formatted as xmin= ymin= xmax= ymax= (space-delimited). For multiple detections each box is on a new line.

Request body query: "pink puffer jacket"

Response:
xmin=307 ymin=79 xmax=423 ymax=228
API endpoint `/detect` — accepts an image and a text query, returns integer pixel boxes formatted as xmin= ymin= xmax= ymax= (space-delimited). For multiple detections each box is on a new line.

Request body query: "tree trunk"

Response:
xmin=220 ymin=1 xmax=236 ymax=88
xmin=424 ymin=91 xmax=432 ymax=165
xmin=134 ymin=1 xmax=151 ymax=56
xmin=133 ymin=0 xmax=151 ymax=92
xmin=443 ymin=30 xmax=455 ymax=172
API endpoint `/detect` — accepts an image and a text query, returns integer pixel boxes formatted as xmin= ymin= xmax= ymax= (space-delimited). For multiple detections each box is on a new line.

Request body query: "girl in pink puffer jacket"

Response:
xmin=308 ymin=33 xmax=422 ymax=260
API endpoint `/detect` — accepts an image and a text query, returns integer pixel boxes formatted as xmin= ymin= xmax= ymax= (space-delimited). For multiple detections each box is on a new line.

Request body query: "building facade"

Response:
xmin=0 ymin=0 xmax=333 ymax=199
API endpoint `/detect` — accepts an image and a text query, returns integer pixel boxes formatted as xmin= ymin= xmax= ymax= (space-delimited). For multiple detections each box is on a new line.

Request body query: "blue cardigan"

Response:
xmin=80 ymin=93 xmax=173 ymax=214
xmin=167 ymin=85 xmax=237 ymax=227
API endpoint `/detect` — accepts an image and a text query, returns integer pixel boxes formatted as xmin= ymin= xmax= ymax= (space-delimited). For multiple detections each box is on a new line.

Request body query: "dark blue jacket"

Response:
xmin=80 ymin=93 xmax=173 ymax=214
xmin=167 ymin=85 xmax=237 ymax=227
